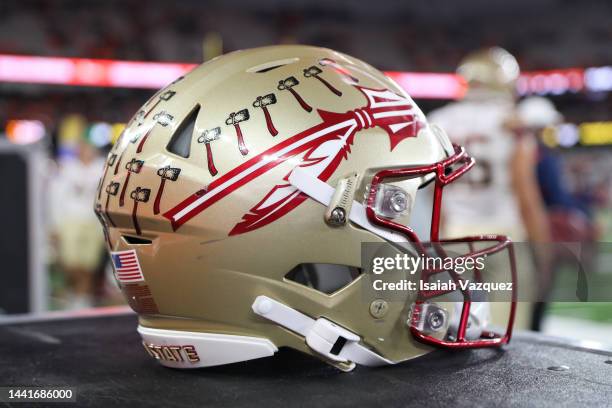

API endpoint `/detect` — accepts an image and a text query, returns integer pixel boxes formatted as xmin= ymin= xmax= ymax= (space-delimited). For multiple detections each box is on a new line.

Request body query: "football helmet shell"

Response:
xmin=517 ymin=96 xmax=563 ymax=128
xmin=95 ymin=45 xmax=516 ymax=371
xmin=457 ymin=47 xmax=520 ymax=95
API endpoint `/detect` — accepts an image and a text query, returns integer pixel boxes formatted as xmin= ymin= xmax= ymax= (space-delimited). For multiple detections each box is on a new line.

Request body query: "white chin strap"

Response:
xmin=252 ymin=296 xmax=393 ymax=370
xmin=243 ymin=169 xmax=397 ymax=370
xmin=288 ymin=167 xmax=408 ymax=243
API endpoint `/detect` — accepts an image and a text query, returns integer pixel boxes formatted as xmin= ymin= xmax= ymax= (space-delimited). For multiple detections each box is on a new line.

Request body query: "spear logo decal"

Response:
xmin=164 ymin=86 xmax=424 ymax=233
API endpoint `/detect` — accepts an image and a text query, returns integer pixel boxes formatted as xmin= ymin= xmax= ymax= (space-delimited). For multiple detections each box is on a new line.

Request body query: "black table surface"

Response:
xmin=1 ymin=310 xmax=611 ymax=407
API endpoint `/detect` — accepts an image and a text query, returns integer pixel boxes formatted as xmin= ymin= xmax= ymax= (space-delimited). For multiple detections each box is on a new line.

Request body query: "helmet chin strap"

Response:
xmin=288 ymin=167 xmax=407 ymax=243
xmin=252 ymin=296 xmax=394 ymax=369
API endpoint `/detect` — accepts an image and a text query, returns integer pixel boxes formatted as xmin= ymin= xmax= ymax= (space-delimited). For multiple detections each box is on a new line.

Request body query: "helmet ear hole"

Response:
xmin=285 ymin=263 xmax=362 ymax=295
xmin=166 ymin=104 xmax=200 ymax=158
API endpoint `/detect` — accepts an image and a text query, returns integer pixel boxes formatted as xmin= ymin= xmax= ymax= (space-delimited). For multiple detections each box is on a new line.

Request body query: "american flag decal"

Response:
xmin=123 ymin=284 xmax=159 ymax=314
xmin=111 ymin=250 xmax=144 ymax=283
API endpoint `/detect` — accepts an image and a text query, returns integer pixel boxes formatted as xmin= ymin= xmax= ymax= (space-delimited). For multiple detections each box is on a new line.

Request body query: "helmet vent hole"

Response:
xmin=284 ymin=263 xmax=362 ymax=295
xmin=247 ymin=58 xmax=299 ymax=74
xmin=122 ymin=235 xmax=153 ymax=245
xmin=166 ymin=104 xmax=200 ymax=158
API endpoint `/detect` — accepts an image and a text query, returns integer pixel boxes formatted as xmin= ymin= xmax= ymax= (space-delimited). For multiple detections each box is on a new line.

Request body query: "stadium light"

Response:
xmin=0 ymin=53 xmax=605 ymax=99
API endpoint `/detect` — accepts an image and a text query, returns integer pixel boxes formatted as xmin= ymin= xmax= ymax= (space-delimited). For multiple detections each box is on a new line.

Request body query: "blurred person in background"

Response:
xmin=516 ymin=97 xmax=597 ymax=243
xmin=516 ymin=97 xmax=600 ymax=328
xmin=50 ymin=138 xmax=105 ymax=309
xmin=427 ymin=47 xmax=551 ymax=330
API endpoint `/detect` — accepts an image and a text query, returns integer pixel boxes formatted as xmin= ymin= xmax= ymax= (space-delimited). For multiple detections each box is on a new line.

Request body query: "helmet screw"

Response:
xmin=389 ymin=190 xmax=408 ymax=213
xmin=369 ymin=299 xmax=389 ymax=319
xmin=328 ymin=207 xmax=346 ymax=226
xmin=427 ymin=309 xmax=446 ymax=331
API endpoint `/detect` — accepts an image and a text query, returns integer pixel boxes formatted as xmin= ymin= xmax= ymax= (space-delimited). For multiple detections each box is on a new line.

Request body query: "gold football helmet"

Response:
xmin=457 ymin=47 xmax=520 ymax=94
xmin=95 ymin=45 xmax=517 ymax=371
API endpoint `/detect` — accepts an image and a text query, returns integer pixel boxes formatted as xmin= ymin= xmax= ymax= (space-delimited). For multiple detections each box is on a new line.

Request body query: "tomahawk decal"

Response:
xmin=153 ymin=110 xmax=174 ymax=127
xmin=119 ymin=158 xmax=144 ymax=207
xmin=97 ymin=153 xmax=117 ymax=200
xmin=129 ymin=133 xmax=142 ymax=148
xmin=94 ymin=204 xmax=109 ymax=244
xmin=197 ymin=127 xmax=221 ymax=176
xmin=105 ymin=181 xmax=120 ymax=226
xmin=319 ymin=58 xmax=359 ymax=83
xmin=225 ymin=109 xmax=250 ymax=156
xmin=94 ymin=85 xmax=181 ymax=239
xmin=154 ymin=166 xmax=181 ymax=215
xmin=304 ymin=65 xmax=342 ymax=96
xmin=163 ymin=86 xmax=424 ymax=233
xmin=130 ymin=109 xmax=173 ymax=153
xmin=253 ymin=94 xmax=279 ymax=136
xmin=130 ymin=187 xmax=151 ymax=236
xmin=114 ymin=139 xmax=125 ymax=175
xmin=119 ymin=99 xmax=175 ymax=158
xmin=127 ymin=90 xmax=176 ymax=131
xmin=134 ymin=128 xmax=152 ymax=153
xmin=278 ymin=76 xmax=312 ymax=112
xmin=143 ymin=90 xmax=176 ymax=119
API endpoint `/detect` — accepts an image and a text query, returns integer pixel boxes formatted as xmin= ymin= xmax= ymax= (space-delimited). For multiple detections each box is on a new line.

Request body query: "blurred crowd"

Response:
xmin=2 ymin=1 xmax=612 ymax=135
xmin=1 ymin=0 xmax=611 ymax=70
xmin=2 ymin=1 xmax=612 ymax=139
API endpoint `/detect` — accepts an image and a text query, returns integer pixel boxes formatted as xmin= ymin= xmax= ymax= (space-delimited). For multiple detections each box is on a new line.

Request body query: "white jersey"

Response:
xmin=427 ymin=96 xmax=526 ymax=239
xmin=50 ymin=157 xmax=105 ymax=228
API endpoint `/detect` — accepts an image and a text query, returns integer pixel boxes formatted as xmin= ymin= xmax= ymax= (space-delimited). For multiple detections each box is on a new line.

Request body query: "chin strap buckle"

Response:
xmin=306 ymin=318 xmax=360 ymax=362
xmin=252 ymin=295 xmax=393 ymax=367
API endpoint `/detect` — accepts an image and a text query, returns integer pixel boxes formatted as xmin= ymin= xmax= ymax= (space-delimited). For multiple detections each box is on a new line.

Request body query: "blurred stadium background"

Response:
xmin=0 ymin=0 xmax=611 ymax=345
